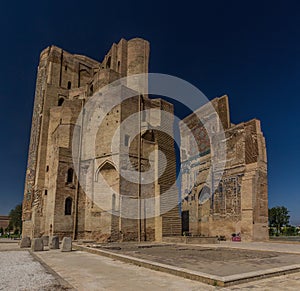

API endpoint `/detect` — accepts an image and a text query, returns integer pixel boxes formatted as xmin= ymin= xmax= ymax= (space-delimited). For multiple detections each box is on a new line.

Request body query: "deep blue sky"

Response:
xmin=0 ymin=1 xmax=299 ymax=224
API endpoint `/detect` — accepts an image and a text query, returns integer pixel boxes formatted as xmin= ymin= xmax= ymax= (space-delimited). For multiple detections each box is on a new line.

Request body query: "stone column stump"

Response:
xmin=31 ymin=238 xmax=44 ymax=252
xmin=42 ymin=235 xmax=49 ymax=246
xmin=20 ymin=237 xmax=31 ymax=248
xmin=61 ymin=237 xmax=72 ymax=252
xmin=50 ymin=236 xmax=60 ymax=249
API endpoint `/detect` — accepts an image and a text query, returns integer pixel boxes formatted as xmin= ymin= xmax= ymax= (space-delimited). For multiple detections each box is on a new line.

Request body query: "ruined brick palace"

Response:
xmin=180 ymin=96 xmax=268 ymax=241
xmin=22 ymin=38 xmax=268 ymax=242
xmin=22 ymin=38 xmax=181 ymax=241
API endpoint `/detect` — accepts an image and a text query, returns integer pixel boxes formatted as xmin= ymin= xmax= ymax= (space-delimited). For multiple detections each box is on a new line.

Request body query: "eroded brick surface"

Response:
xmin=180 ymin=96 xmax=268 ymax=241
xmin=22 ymin=38 xmax=181 ymax=242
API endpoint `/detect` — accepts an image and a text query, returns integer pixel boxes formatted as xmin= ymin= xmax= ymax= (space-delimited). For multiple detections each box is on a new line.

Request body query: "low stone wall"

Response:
xmin=162 ymin=236 xmax=219 ymax=244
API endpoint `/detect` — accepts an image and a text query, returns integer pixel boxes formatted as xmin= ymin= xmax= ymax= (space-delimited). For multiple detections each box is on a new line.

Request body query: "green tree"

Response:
xmin=0 ymin=227 xmax=3 ymax=235
xmin=283 ymin=226 xmax=297 ymax=236
xmin=8 ymin=204 xmax=22 ymax=233
xmin=269 ymin=206 xmax=290 ymax=235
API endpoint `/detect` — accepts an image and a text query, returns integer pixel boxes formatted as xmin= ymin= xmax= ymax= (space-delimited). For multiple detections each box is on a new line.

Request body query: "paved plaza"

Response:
xmin=86 ymin=242 xmax=300 ymax=277
xmin=1 ymin=240 xmax=300 ymax=290
xmin=34 ymin=247 xmax=300 ymax=291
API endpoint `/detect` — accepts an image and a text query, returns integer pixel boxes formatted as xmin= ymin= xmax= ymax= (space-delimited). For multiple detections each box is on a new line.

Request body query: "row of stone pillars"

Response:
xmin=20 ymin=236 xmax=72 ymax=252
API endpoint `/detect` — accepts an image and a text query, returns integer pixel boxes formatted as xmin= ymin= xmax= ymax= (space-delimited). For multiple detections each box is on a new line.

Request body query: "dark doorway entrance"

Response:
xmin=182 ymin=210 xmax=189 ymax=234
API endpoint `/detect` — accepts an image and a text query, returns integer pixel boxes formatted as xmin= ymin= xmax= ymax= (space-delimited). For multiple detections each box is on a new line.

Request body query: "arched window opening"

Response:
xmin=124 ymin=134 xmax=130 ymax=146
xmin=67 ymin=81 xmax=72 ymax=89
xmin=218 ymin=182 xmax=223 ymax=193
xmin=90 ymin=84 xmax=94 ymax=95
xmin=142 ymin=130 xmax=155 ymax=142
xmin=142 ymin=110 xmax=146 ymax=121
xmin=58 ymin=98 xmax=64 ymax=106
xmin=117 ymin=61 xmax=120 ymax=72
xmin=106 ymin=56 xmax=111 ymax=69
xmin=112 ymin=193 xmax=116 ymax=212
xmin=198 ymin=186 xmax=211 ymax=205
xmin=67 ymin=168 xmax=74 ymax=183
xmin=65 ymin=197 xmax=72 ymax=215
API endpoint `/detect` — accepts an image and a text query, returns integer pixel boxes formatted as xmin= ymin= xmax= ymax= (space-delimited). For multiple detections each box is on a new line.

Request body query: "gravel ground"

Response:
xmin=0 ymin=251 xmax=64 ymax=290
